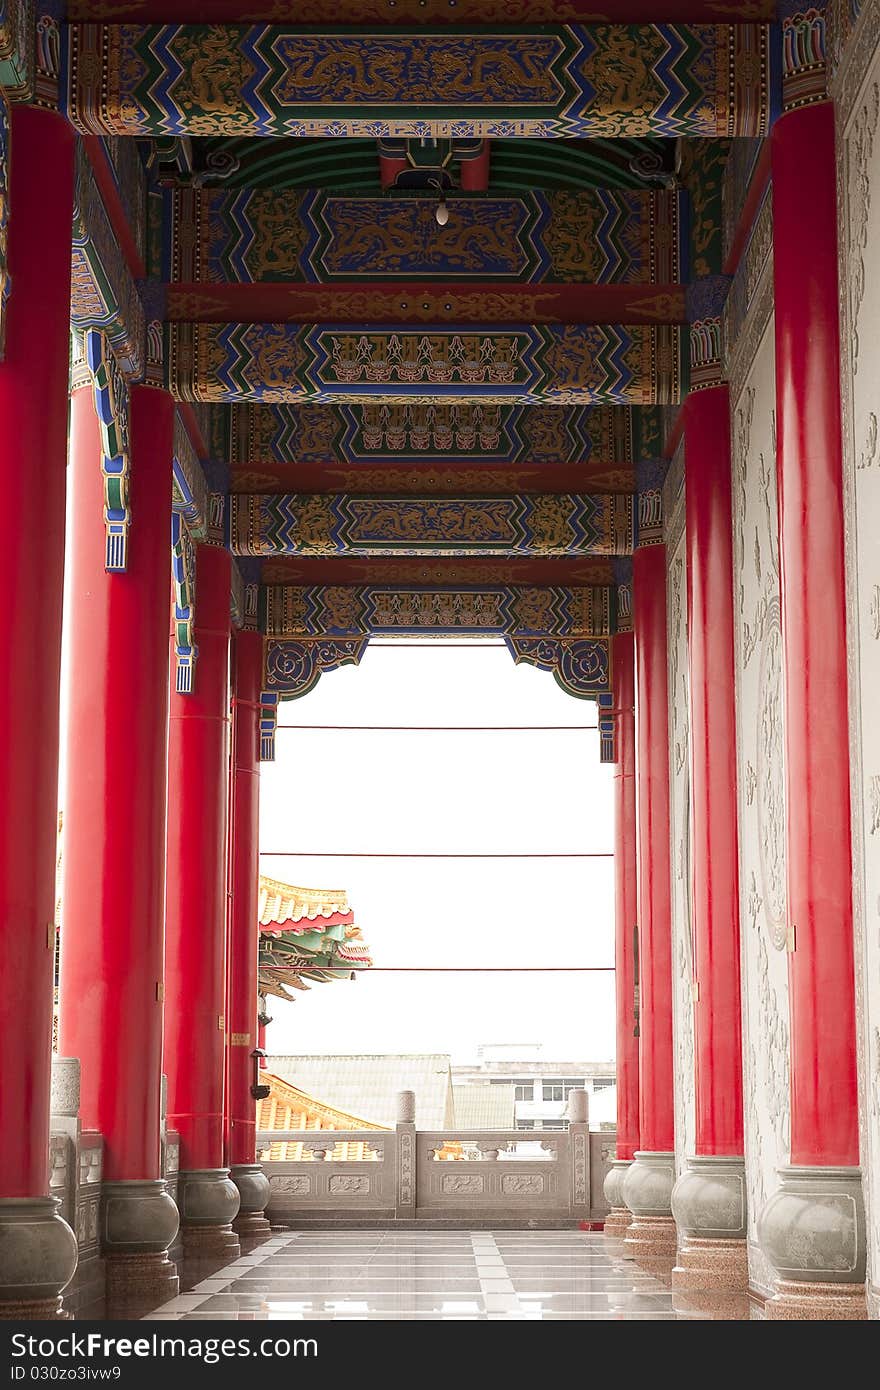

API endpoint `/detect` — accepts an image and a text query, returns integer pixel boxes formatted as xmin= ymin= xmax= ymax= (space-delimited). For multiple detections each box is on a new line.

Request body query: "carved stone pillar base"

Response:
xmin=621 ymin=1151 xmax=676 ymax=1275
xmin=672 ymin=1238 xmax=749 ymax=1318
xmin=0 ymin=1296 xmax=69 ymax=1320
xmin=757 ymin=1165 xmax=867 ymax=1321
xmin=0 ymin=1197 xmax=78 ymax=1321
xmin=602 ymin=1159 xmax=633 ymax=1243
xmin=105 ymin=1252 xmax=178 ymax=1306
xmin=764 ymin=1279 xmax=867 ymax=1320
xmin=181 ymin=1225 xmax=240 ymax=1258
xmin=623 ymin=1215 xmax=677 ymax=1277
xmin=604 ymin=1206 xmax=634 ymax=1240
xmin=671 ymin=1156 xmax=748 ymax=1317
xmin=101 ymin=1179 xmax=179 ymax=1308
xmin=230 ymin=1164 xmax=271 ymax=1240
xmin=233 ymin=1214 xmax=272 ymax=1240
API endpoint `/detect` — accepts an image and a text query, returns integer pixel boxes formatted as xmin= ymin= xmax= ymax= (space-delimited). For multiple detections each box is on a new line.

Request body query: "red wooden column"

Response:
xmin=622 ymin=539 xmax=677 ymax=1269
xmin=671 ymin=386 xmax=748 ymax=1313
xmin=164 ymin=543 xmax=240 ymax=1256
xmin=226 ymin=631 xmax=270 ymax=1235
xmin=604 ymin=632 xmax=640 ymax=1239
xmin=59 ymin=385 xmax=179 ymax=1306
xmin=685 ymin=386 xmax=743 ymax=1155
xmin=460 ymin=141 xmax=491 ymax=191
xmin=0 ymin=105 xmax=78 ymax=1318
xmin=756 ymin=102 xmax=865 ymax=1318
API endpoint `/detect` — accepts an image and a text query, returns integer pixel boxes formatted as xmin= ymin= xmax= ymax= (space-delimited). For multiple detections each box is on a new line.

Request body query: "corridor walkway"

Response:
xmin=142 ymin=1231 xmax=675 ymax=1321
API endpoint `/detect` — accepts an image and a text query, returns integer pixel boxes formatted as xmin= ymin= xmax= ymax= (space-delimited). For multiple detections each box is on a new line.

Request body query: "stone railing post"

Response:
xmin=568 ymin=1089 xmax=590 ymax=1224
xmin=395 ymin=1090 xmax=416 ymax=1221
xmin=50 ymin=1058 xmax=82 ymax=1233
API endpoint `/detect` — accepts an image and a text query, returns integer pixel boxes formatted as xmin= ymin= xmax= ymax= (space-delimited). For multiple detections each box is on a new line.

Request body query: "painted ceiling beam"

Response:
xmin=220 ymin=402 xmax=663 ymax=469
xmin=167 ymin=323 xmax=682 ymax=405
xmin=66 ymin=3 xmax=777 ymax=24
xmin=165 ymin=186 xmax=685 ymax=286
xmin=256 ymin=554 xmax=622 ymax=588
xmin=261 ymin=582 xmax=617 ymax=640
xmin=228 ymin=492 xmax=635 ymax=558
xmin=263 ymin=633 xmax=614 ymax=708
xmin=66 ymin=23 xmax=779 ymax=139
xmin=164 ymin=283 xmax=687 ymax=327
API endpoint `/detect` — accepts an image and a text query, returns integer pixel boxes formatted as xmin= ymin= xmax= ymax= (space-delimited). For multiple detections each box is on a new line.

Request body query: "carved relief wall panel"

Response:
xmin=732 ymin=314 xmax=790 ymax=1298
xmin=836 ymin=15 xmax=880 ymax=1300
xmin=665 ymin=450 xmax=695 ymax=1178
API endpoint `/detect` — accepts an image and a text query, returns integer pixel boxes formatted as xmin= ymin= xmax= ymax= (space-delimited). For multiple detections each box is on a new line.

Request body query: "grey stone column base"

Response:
xmin=623 ymin=1215 xmax=678 ymax=1278
xmin=671 ymin=1155 xmax=748 ymax=1316
xmin=0 ymin=1197 xmax=78 ymax=1320
xmin=177 ymin=1169 xmax=241 ymax=1258
xmin=101 ymin=1179 xmax=180 ymax=1309
xmin=621 ymin=1151 xmax=676 ymax=1276
xmin=603 ymin=1206 xmax=634 ymax=1241
xmin=764 ymin=1278 xmax=867 ymax=1320
xmin=672 ymin=1238 xmax=749 ymax=1319
xmin=105 ymin=1252 xmax=179 ymax=1306
xmin=602 ymin=1159 xmax=633 ymax=1242
xmin=231 ymin=1164 xmax=271 ymax=1239
xmin=757 ymin=1164 xmax=867 ymax=1318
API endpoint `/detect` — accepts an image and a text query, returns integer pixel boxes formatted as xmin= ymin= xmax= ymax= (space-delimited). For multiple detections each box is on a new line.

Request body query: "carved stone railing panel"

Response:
xmin=259 ymin=1125 xmax=612 ymax=1225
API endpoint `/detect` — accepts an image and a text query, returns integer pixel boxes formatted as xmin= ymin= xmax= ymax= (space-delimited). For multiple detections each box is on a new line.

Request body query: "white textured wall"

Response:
xmin=731 ymin=317 xmax=791 ymax=1298
xmin=837 ymin=25 xmax=880 ymax=1302
xmin=666 ymin=473 xmax=695 ymax=1178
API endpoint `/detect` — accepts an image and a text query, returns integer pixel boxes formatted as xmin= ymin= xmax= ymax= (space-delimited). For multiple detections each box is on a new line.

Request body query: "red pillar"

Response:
xmin=0 ymin=105 xmax=78 ymax=1316
xmin=226 ymin=630 xmax=270 ymax=1234
xmin=59 ymin=385 xmax=179 ymax=1298
xmin=460 ymin=141 xmax=491 ymax=191
xmin=379 ymin=153 xmax=408 ymax=188
xmin=164 ymin=544 xmax=240 ymax=1253
xmin=632 ymin=544 xmax=675 ymax=1157
xmin=621 ymin=543 xmax=676 ymax=1266
xmin=612 ymin=632 xmax=639 ymax=1161
xmin=684 ymin=386 xmax=743 ymax=1158
xmin=771 ymin=103 xmax=858 ymax=1170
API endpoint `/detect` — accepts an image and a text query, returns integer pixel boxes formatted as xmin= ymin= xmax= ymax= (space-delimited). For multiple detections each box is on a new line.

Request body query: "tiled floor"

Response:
xmin=142 ymin=1231 xmax=675 ymax=1320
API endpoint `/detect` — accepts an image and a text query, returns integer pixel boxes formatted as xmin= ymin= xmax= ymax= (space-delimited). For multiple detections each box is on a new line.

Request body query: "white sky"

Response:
xmin=259 ymin=639 xmax=616 ymax=1066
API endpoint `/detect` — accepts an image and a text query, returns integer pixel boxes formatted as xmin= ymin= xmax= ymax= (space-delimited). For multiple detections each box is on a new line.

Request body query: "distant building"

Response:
xmin=452 ymin=1043 xmax=616 ymax=1131
xmin=265 ymin=1047 xmax=612 ymax=1132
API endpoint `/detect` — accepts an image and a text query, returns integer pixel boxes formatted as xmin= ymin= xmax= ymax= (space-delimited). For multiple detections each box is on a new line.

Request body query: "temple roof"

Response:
xmin=256 ymin=1068 xmax=387 ymax=1162
xmin=258 ymin=874 xmax=371 ymax=1000
xmin=258 ymin=875 xmax=354 ymax=933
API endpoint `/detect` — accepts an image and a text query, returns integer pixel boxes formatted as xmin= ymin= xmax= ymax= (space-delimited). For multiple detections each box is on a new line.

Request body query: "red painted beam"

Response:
xmin=82 ymin=134 xmax=147 ymax=282
xmin=67 ymin=2 xmax=776 ymax=22
xmin=722 ymin=140 xmax=772 ymax=278
xmin=230 ymin=461 xmax=637 ymax=497
xmin=164 ymin=282 xmax=687 ymax=326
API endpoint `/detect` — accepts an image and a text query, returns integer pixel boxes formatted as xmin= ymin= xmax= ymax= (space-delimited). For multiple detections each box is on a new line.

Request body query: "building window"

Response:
xmin=562 ymin=1078 xmax=586 ymax=1096
xmin=514 ymin=1083 xmax=533 ymax=1102
xmin=592 ymin=1076 xmax=615 ymax=1090
xmin=516 ymin=1120 xmax=535 ymax=1130
xmin=542 ymin=1082 xmax=564 ymax=1102
xmin=541 ymin=1119 xmax=566 ymax=1130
